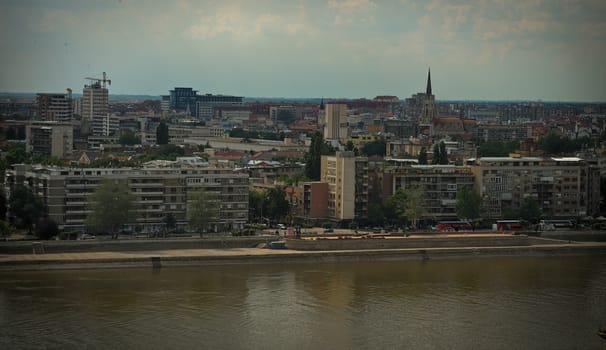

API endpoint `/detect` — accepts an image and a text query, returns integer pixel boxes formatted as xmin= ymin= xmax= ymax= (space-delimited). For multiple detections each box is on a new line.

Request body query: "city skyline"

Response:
xmin=1 ymin=0 xmax=605 ymax=102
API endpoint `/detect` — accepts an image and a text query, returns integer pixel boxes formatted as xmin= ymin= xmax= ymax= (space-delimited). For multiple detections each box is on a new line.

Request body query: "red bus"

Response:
xmin=496 ymin=220 xmax=525 ymax=232
xmin=436 ymin=221 xmax=473 ymax=232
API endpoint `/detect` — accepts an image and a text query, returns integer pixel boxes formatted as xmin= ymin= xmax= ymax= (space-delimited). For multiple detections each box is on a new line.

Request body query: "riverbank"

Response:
xmin=1 ymin=236 xmax=605 ymax=271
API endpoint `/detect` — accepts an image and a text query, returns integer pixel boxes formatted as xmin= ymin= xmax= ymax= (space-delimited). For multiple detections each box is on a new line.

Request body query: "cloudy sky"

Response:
xmin=1 ymin=0 xmax=605 ymax=101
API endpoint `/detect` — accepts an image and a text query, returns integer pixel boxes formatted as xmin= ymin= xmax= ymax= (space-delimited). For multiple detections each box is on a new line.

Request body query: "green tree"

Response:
xmin=37 ymin=156 xmax=64 ymax=166
xmin=0 ymin=188 xmax=6 ymax=220
xmin=384 ymin=192 xmax=403 ymax=225
xmin=344 ymin=140 xmax=359 ymax=155
xmin=35 ymin=217 xmax=59 ymax=240
xmin=8 ymin=185 xmax=46 ymax=233
xmin=277 ymin=110 xmax=297 ymax=125
xmin=187 ymin=185 xmax=220 ymax=237
xmin=162 ymin=213 xmax=177 ymax=236
xmin=538 ymin=133 xmax=590 ymax=155
xmin=387 ymin=186 xmax=427 ymax=228
xmin=361 ymin=139 xmax=386 ymax=156
xmin=119 ymin=130 xmax=141 ymax=145
xmin=439 ymin=141 xmax=448 ymax=164
xmin=402 ymin=185 xmax=426 ymax=229
xmin=456 ymin=187 xmax=481 ymax=221
xmin=418 ymin=147 xmax=428 ymax=165
xmin=0 ymin=220 xmax=14 ymax=240
xmin=367 ymin=203 xmax=385 ymax=227
xmin=304 ymin=132 xmax=334 ymax=180
xmin=5 ymin=144 xmax=29 ymax=165
xmin=432 ymin=141 xmax=448 ymax=164
xmin=249 ymin=190 xmax=266 ymax=222
xmin=277 ymin=174 xmax=310 ymax=186
xmin=86 ymin=180 xmax=135 ymax=239
xmin=519 ymin=197 xmax=542 ymax=223
xmin=265 ymin=187 xmax=290 ymax=223
xmin=432 ymin=143 xmax=441 ymax=164
xmin=156 ymin=121 xmax=170 ymax=145
xmin=476 ymin=140 xmax=519 ymax=157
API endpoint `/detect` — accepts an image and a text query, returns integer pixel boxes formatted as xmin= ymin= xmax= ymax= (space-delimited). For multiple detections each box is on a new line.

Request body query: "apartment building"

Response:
xmin=25 ymin=121 xmax=73 ymax=159
xmin=384 ymin=165 xmax=475 ymax=221
xmin=36 ymin=93 xmax=72 ymax=122
xmin=196 ymin=94 xmax=243 ymax=119
xmin=323 ymin=104 xmax=348 ymax=140
xmin=296 ymin=182 xmax=329 ymax=222
xmin=467 ymin=156 xmax=600 ymax=219
xmin=475 ymin=124 xmax=532 ymax=143
xmin=320 ymin=151 xmax=368 ymax=221
xmin=5 ymin=164 xmax=249 ymax=233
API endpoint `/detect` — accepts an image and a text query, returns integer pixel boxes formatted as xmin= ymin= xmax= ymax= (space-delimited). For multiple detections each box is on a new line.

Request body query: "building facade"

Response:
xmin=320 ymin=151 xmax=368 ymax=221
xmin=82 ymin=82 xmax=112 ymax=136
xmin=475 ymin=124 xmax=532 ymax=143
xmin=323 ymin=103 xmax=348 ymax=140
xmin=385 ymin=165 xmax=475 ymax=221
xmin=169 ymin=87 xmax=198 ymax=112
xmin=196 ymin=94 xmax=243 ymax=119
xmin=4 ymin=165 xmax=249 ymax=233
xmin=25 ymin=121 xmax=74 ymax=159
xmin=467 ymin=156 xmax=600 ymax=219
xmin=296 ymin=182 xmax=329 ymax=222
xmin=36 ymin=93 xmax=72 ymax=122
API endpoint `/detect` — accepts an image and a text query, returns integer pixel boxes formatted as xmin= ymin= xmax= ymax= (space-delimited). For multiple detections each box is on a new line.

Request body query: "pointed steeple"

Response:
xmin=319 ymin=97 xmax=324 ymax=111
xmin=426 ymin=67 xmax=432 ymax=96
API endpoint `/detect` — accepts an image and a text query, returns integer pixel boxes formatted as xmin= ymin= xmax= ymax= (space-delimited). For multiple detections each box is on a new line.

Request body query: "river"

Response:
xmin=1 ymin=255 xmax=605 ymax=349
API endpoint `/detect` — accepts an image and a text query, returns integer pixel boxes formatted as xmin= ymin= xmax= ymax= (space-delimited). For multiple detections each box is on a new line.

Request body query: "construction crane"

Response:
xmin=84 ymin=72 xmax=111 ymax=88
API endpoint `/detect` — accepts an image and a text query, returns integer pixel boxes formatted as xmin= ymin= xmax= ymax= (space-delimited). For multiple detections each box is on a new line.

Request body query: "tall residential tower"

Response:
xmin=82 ymin=73 xmax=116 ymax=136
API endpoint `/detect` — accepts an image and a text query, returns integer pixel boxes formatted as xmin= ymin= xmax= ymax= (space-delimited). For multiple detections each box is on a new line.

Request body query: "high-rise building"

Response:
xmin=321 ymin=151 xmax=368 ymax=221
xmin=36 ymin=93 xmax=72 ymax=122
xmin=169 ymin=87 xmax=198 ymax=112
xmin=160 ymin=95 xmax=170 ymax=112
xmin=269 ymin=105 xmax=296 ymax=125
xmin=196 ymin=94 xmax=244 ymax=119
xmin=323 ymin=103 xmax=348 ymax=140
xmin=82 ymin=78 xmax=112 ymax=136
xmin=25 ymin=121 xmax=73 ymax=159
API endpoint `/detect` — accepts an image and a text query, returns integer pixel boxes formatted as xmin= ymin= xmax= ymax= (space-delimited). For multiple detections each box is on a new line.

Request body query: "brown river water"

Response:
xmin=1 ymin=255 xmax=605 ymax=349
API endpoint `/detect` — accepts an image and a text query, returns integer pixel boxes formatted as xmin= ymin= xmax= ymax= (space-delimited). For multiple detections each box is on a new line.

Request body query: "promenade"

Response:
xmin=1 ymin=234 xmax=606 ymax=271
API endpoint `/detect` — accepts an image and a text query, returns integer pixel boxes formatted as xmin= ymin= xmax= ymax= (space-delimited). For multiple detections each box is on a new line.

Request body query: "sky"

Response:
xmin=1 ymin=0 xmax=605 ymax=101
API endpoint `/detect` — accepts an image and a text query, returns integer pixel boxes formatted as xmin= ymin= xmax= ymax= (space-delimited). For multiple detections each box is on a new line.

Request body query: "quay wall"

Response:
xmin=284 ymin=235 xmax=554 ymax=251
xmin=0 ymin=236 xmax=277 ymax=255
xmin=1 ymin=244 xmax=605 ymax=272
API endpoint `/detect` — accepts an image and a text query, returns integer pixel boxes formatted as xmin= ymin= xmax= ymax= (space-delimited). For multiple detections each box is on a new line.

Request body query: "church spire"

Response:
xmin=426 ymin=67 xmax=432 ymax=96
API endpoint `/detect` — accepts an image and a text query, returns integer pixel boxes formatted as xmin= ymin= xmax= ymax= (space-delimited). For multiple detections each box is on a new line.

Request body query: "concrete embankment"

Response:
xmin=0 ymin=236 xmax=278 ymax=255
xmin=1 ymin=236 xmax=605 ymax=271
xmin=284 ymin=234 xmax=542 ymax=250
